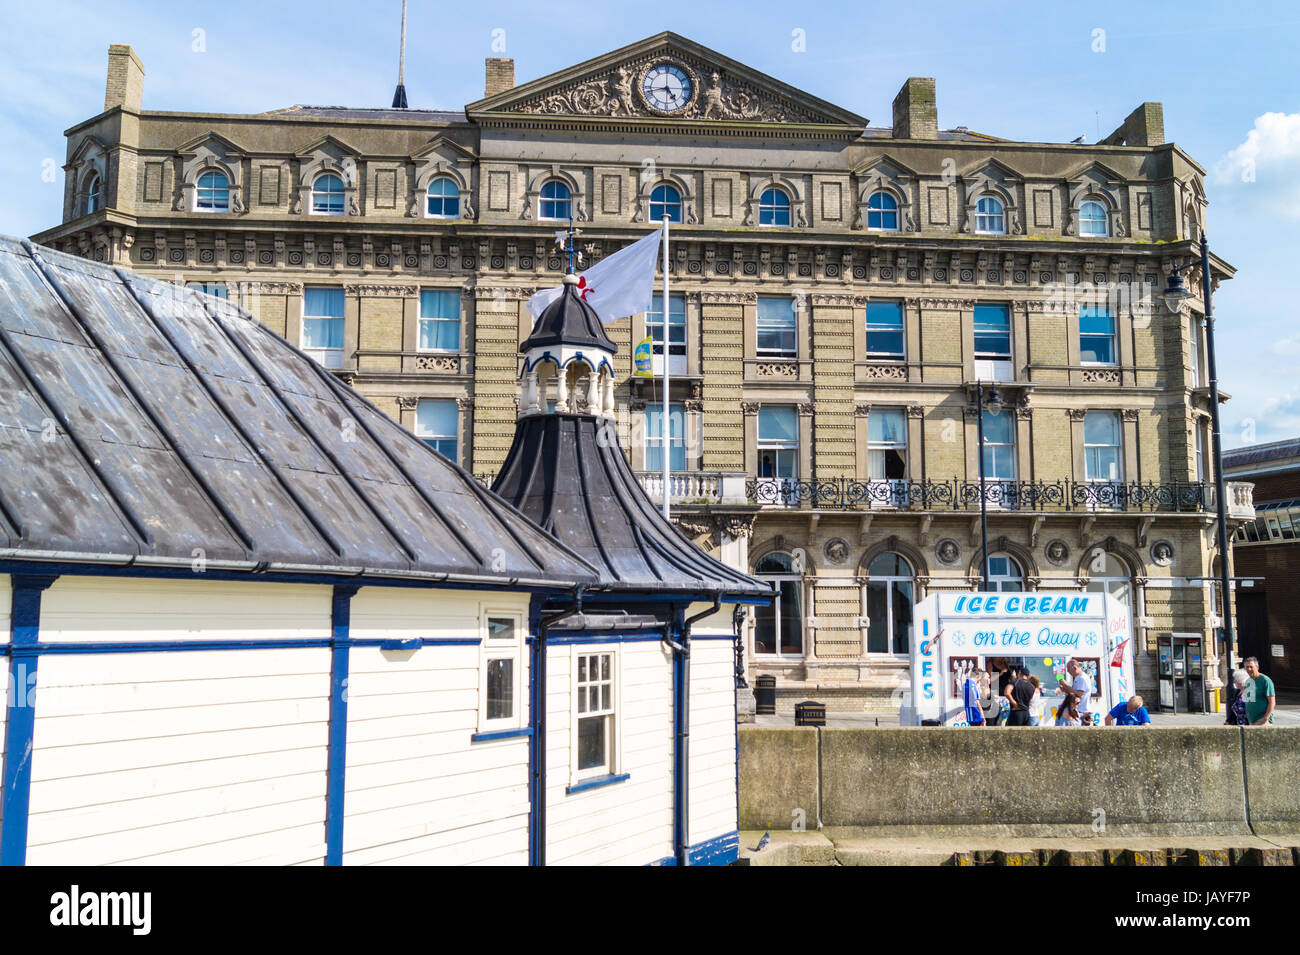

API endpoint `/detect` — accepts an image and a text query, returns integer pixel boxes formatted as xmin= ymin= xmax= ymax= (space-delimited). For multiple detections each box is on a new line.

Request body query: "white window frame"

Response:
xmin=302 ymin=286 xmax=346 ymax=369
xmin=415 ymin=398 xmax=459 ymax=463
xmin=1083 ymin=411 xmax=1123 ymax=484
xmin=753 ymin=553 xmax=806 ymax=659
xmin=649 ymin=183 xmax=682 ymax=223
xmin=646 ymin=292 xmax=686 ymax=375
xmin=85 ymin=173 xmax=102 ymax=215
xmin=644 ymin=402 xmax=686 ymax=472
xmin=757 ymin=405 xmax=799 ymax=495
xmin=983 ymin=554 xmax=1026 ymax=593
xmin=980 ymin=408 xmax=1017 ymax=482
xmin=569 ymin=646 xmax=622 ymax=786
xmin=756 ymin=296 xmax=797 ymax=359
xmin=863 ymin=553 xmax=915 ymax=656
xmin=538 ymin=180 xmax=572 ymax=221
xmin=865 ymin=300 xmax=906 ymax=360
xmin=478 ymin=611 xmax=525 ymax=734
xmin=1079 ymin=307 xmax=1117 ymax=366
xmin=1079 ymin=199 xmax=1109 ymax=237
xmin=866 ymin=190 xmax=900 ymax=231
xmin=974 ymin=195 xmax=1006 ymax=235
xmin=417 ymin=289 xmax=461 ymax=353
xmin=758 ymin=188 xmax=791 ymax=227
xmin=311 ymin=173 xmax=346 ymax=216
xmin=1189 ymin=313 xmax=1202 ymax=388
xmin=195 ymin=170 xmax=231 ymax=213
xmin=425 ymin=177 xmax=460 ymax=219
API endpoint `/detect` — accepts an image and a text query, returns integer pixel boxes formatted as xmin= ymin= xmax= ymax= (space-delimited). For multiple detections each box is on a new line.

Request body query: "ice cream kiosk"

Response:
xmin=907 ymin=592 xmax=1136 ymax=726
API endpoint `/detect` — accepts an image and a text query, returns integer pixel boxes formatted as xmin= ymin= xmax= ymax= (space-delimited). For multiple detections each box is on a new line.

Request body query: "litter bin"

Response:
xmin=754 ymin=675 xmax=776 ymax=715
xmin=794 ymin=700 xmax=826 ymax=727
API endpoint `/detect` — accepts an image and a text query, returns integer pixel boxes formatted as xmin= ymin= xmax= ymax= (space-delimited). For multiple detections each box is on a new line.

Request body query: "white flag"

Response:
xmin=527 ymin=227 xmax=662 ymax=322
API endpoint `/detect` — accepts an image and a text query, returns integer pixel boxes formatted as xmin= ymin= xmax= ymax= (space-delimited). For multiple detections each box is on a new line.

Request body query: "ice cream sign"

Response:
xmin=942 ymin=594 xmax=1104 ymax=652
xmin=907 ymin=592 xmax=1134 ymax=725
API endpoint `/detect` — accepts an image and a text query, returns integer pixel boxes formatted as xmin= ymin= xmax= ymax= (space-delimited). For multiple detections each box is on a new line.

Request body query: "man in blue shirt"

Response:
xmin=1105 ymin=695 xmax=1151 ymax=726
xmin=963 ymin=667 xmax=986 ymax=726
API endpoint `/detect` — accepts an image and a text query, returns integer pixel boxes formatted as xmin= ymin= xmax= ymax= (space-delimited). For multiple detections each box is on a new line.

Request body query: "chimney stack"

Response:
xmin=485 ymin=58 xmax=515 ymax=97
xmin=1098 ymin=103 xmax=1165 ymax=147
xmin=105 ymin=44 xmax=145 ymax=113
xmin=892 ymin=77 xmax=937 ymax=140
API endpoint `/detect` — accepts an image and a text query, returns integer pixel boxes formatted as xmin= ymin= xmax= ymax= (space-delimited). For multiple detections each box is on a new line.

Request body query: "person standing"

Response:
xmin=1104 ymin=695 xmax=1151 ymax=726
xmin=1059 ymin=659 xmax=1094 ymax=725
xmin=1242 ymin=657 xmax=1276 ymax=725
xmin=963 ymin=667 xmax=986 ymax=727
xmin=1027 ymin=675 xmax=1044 ymax=726
xmin=1005 ymin=669 xmax=1036 ymax=726
xmin=1224 ymin=668 xmax=1251 ymax=726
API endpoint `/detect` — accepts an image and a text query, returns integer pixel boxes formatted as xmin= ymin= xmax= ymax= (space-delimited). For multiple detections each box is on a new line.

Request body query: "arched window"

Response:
xmin=759 ymin=188 xmax=791 ymax=227
xmin=426 ymin=177 xmax=460 ymax=218
xmin=866 ymin=190 xmax=899 ymax=231
xmin=195 ymin=170 xmax=230 ymax=212
xmin=865 ymin=552 xmax=914 ymax=654
xmin=975 ymin=195 xmax=1005 ymax=234
xmin=1079 ymin=199 xmax=1108 ymax=236
xmin=539 ymin=180 xmax=571 ymax=220
xmin=649 ymin=183 xmax=682 ymax=223
xmin=981 ymin=554 xmax=1024 ymax=592
xmin=84 ymin=174 xmax=102 ymax=215
xmin=754 ymin=552 xmax=803 ymax=656
xmin=312 ymin=173 xmax=346 ymax=215
xmin=1084 ymin=551 xmax=1132 ymax=613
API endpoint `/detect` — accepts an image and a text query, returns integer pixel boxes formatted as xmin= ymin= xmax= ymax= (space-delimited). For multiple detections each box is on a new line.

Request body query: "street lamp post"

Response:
xmin=974 ymin=381 xmax=1004 ymax=592
xmin=1160 ymin=235 xmax=1235 ymax=670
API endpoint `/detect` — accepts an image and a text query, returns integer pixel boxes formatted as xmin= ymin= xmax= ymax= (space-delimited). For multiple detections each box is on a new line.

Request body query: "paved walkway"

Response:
xmin=751 ymin=690 xmax=1300 ymax=728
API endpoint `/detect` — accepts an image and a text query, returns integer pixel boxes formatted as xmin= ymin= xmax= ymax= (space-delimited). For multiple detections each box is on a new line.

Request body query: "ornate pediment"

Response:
xmin=467 ymin=31 xmax=866 ymax=129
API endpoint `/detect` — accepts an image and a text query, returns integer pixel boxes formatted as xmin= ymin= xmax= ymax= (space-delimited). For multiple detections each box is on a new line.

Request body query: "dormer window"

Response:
xmin=759 ymin=188 xmax=791 ymax=227
xmin=866 ymin=190 xmax=899 ymax=231
xmin=426 ymin=177 xmax=460 ymax=218
xmin=84 ymin=174 xmax=102 ymax=215
xmin=539 ymin=181 xmax=572 ymax=221
xmin=195 ymin=170 xmax=231 ymax=212
xmin=649 ymin=183 xmax=682 ymax=223
xmin=974 ymin=196 xmax=1005 ymax=234
xmin=1079 ymin=199 xmax=1108 ymax=237
xmin=311 ymin=173 xmax=346 ymax=215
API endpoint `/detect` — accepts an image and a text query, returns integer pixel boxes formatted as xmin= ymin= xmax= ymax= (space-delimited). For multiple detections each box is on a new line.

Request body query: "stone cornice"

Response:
xmin=344 ymin=283 xmax=418 ymax=297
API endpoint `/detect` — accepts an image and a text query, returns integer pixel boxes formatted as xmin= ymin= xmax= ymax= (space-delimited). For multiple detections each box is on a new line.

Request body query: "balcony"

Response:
xmin=634 ymin=471 xmax=750 ymax=506
xmin=740 ymin=477 xmax=1246 ymax=514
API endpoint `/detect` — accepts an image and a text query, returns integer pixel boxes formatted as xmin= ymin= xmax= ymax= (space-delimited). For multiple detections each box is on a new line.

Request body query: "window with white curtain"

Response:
xmin=418 ymin=289 xmax=460 ymax=351
xmin=981 ymin=408 xmax=1016 ymax=481
xmin=975 ymin=195 xmax=1005 ymax=234
xmin=644 ymin=402 xmax=685 ymax=472
xmin=1079 ymin=199 xmax=1109 ymax=236
xmin=416 ymin=399 xmax=458 ymax=463
xmin=1084 ymin=412 xmax=1122 ymax=483
xmin=302 ymin=287 xmax=345 ymax=368
xmin=867 ymin=408 xmax=907 ymax=480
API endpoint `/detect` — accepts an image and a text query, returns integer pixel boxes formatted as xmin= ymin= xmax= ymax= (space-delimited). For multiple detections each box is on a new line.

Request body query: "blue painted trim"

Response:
xmin=688 ymin=633 xmax=740 ymax=641
xmin=565 ymin=772 xmax=630 ymax=795
xmin=1 ymin=575 xmax=57 ymax=867
xmin=687 ymin=830 xmax=740 ymax=866
xmin=670 ymin=608 xmax=689 ymax=868
xmin=324 ymin=586 xmax=357 ymax=867
xmin=526 ymin=594 xmax=545 ymax=868
xmin=0 ymin=636 xmax=480 ymax=657
xmin=545 ymin=632 xmax=664 ymax=646
xmin=471 ymin=727 xmax=532 ymax=743
xmin=647 ymin=832 xmax=740 ymax=867
xmin=0 ymin=559 xmax=579 ymax=597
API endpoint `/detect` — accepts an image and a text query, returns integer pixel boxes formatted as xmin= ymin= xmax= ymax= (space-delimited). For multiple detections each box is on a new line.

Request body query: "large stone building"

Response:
xmin=34 ymin=33 xmax=1255 ymax=709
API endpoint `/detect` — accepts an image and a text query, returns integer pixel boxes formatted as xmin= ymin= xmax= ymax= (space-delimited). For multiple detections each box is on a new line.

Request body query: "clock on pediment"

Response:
xmin=637 ymin=59 xmax=699 ymax=115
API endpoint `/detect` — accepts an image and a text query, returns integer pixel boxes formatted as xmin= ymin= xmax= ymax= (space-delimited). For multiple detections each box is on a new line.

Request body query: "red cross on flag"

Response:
xmin=527 ymin=227 xmax=662 ymax=323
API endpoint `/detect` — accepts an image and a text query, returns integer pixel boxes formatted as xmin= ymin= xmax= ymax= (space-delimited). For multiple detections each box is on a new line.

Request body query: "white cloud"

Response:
xmin=1269 ymin=333 xmax=1300 ymax=356
xmin=1213 ymin=112 xmax=1300 ymax=218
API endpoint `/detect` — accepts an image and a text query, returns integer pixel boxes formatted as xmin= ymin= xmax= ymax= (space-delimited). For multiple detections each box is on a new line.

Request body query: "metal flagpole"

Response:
xmin=661 ymin=215 xmax=671 ymax=519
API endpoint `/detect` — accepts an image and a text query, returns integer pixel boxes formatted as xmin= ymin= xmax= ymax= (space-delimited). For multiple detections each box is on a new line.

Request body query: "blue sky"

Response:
xmin=1 ymin=0 xmax=1296 ymax=449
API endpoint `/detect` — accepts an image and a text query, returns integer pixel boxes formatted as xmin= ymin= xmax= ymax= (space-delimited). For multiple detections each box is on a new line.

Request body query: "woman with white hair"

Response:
xmin=1224 ymin=668 xmax=1250 ymax=726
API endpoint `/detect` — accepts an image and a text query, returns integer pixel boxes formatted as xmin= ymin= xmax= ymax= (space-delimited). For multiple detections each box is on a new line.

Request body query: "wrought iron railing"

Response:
xmin=745 ymin=477 xmax=1216 ymax=513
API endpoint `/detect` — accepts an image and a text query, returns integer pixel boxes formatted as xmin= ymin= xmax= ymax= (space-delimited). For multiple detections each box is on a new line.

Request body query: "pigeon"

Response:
xmin=755 ymin=831 xmax=771 ymax=852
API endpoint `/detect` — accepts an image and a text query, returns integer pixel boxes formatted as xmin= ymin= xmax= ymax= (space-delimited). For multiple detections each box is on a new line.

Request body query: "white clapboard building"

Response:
xmin=0 ymin=238 xmax=768 ymax=865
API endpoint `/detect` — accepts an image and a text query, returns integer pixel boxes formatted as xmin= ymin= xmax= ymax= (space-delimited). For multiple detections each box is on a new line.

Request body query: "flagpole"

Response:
xmin=660 ymin=215 xmax=670 ymax=520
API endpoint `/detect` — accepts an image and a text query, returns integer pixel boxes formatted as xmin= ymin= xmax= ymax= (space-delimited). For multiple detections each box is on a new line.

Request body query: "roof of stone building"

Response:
xmin=492 ymin=414 xmax=768 ymax=598
xmin=264 ymin=105 xmax=468 ymax=123
xmin=0 ymin=236 xmax=599 ymax=589
xmin=520 ymin=280 xmax=618 ymax=354
xmin=1223 ymin=438 xmax=1300 ymax=471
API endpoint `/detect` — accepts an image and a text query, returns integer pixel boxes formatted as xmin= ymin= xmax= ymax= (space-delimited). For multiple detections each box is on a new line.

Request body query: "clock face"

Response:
xmin=641 ymin=63 xmax=692 ymax=112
